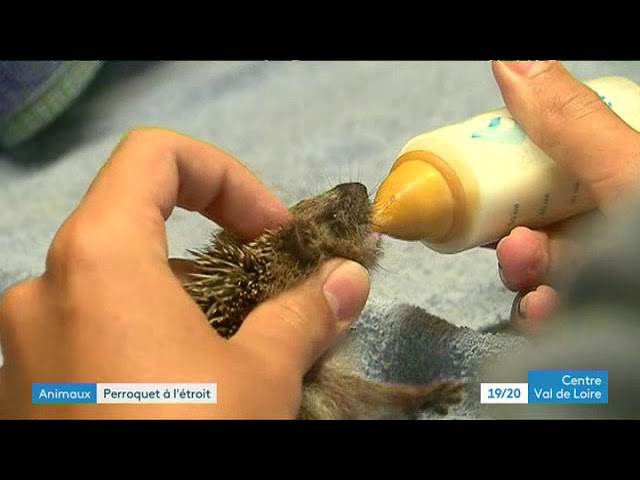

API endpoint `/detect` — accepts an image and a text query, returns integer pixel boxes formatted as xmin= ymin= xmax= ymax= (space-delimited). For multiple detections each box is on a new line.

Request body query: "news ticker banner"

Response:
xmin=31 ymin=370 xmax=608 ymax=406
xmin=481 ymin=370 xmax=608 ymax=405
xmin=32 ymin=383 xmax=217 ymax=405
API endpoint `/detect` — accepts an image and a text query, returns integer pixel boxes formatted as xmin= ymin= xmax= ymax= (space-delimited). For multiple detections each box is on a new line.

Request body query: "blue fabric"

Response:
xmin=1 ymin=61 xmax=639 ymax=419
xmin=0 ymin=61 xmax=103 ymax=148
xmin=0 ymin=61 xmax=63 ymax=117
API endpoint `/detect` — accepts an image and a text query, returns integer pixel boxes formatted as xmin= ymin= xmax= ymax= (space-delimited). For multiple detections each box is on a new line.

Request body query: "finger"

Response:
xmin=73 ymin=128 xmax=292 ymax=258
xmin=496 ymin=211 xmax=598 ymax=291
xmin=510 ymin=285 xmax=561 ymax=335
xmin=497 ymin=226 xmax=549 ymax=292
xmin=0 ymin=278 xmax=42 ymax=346
xmin=491 ymin=61 xmax=640 ymax=210
xmin=0 ymin=366 xmax=11 ymax=419
xmin=231 ymin=259 xmax=371 ymax=377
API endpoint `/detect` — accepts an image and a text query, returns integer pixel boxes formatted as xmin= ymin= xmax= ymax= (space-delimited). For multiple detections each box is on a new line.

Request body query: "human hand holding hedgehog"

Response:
xmin=0 ymin=128 xmax=379 ymax=419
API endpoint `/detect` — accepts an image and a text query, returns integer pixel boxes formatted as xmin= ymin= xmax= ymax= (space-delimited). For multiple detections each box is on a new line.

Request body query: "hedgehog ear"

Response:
xmin=280 ymin=223 xmax=319 ymax=267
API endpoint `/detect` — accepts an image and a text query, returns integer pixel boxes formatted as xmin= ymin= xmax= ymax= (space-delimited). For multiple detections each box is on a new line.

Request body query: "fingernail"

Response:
xmin=323 ymin=260 xmax=371 ymax=322
xmin=502 ymin=61 xmax=553 ymax=77
xmin=498 ymin=262 xmax=507 ymax=286
xmin=517 ymin=294 xmax=528 ymax=319
xmin=509 ymin=292 xmax=527 ymax=324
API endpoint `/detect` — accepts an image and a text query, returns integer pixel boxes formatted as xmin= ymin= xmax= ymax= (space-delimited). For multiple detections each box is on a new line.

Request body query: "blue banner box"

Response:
xmin=528 ymin=370 xmax=608 ymax=404
xmin=33 ymin=383 xmax=97 ymax=404
xmin=32 ymin=383 xmax=218 ymax=405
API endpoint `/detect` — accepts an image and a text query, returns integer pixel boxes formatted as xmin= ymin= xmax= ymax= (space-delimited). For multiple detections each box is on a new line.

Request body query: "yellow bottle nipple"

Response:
xmin=372 ymin=153 xmax=456 ymax=242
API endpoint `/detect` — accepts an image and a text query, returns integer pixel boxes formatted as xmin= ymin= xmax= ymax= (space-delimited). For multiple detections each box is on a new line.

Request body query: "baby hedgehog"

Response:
xmin=182 ymin=182 xmax=463 ymax=420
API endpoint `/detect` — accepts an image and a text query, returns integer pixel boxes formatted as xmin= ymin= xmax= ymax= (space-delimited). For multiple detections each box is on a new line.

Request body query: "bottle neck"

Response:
xmin=391 ymin=150 xmax=466 ymax=242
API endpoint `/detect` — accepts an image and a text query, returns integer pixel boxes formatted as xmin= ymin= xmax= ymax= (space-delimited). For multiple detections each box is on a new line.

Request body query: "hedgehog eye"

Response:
xmin=319 ymin=210 xmax=338 ymax=223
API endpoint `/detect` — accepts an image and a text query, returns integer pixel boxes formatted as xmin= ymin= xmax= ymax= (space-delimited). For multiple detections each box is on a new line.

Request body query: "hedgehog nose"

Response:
xmin=341 ymin=182 xmax=368 ymax=196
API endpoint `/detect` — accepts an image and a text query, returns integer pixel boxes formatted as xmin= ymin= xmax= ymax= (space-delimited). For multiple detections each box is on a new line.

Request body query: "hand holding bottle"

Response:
xmin=489 ymin=61 xmax=640 ymax=330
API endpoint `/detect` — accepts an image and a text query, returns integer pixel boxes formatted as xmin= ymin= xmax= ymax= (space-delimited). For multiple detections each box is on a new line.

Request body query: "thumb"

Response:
xmin=491 ymin=60 xmax=640 ymax=210
xmin=230 ymin=258 xmax=371 ymax=376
